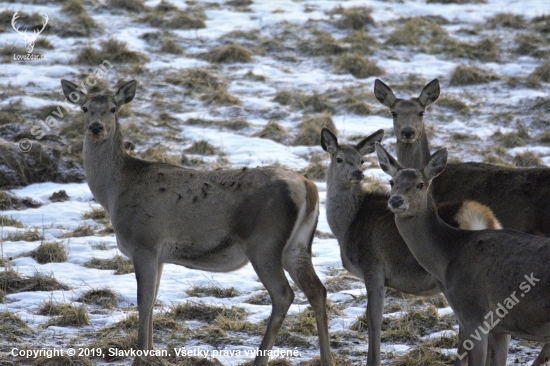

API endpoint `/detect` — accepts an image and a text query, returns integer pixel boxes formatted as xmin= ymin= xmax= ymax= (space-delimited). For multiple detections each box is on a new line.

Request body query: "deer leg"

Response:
xmin=249 ymin=249 xmax=294 ymax=366
xmin=365 ymin=272 xmax=386 ymax=366
xmin=454 ymin=326 xmax=468 ymax=366
xmin=284 ymin=252 xmax=331 ymax=366
xmin=466 ymin=329 xmax=488 ymax=366
xmin=531 ymin=343 xmax=550 ymax=366
xmin=487 ymin=332 xmax=510 ymax=366
xmin=133 ymin=251 xmax=160 ymax=350
xmin=146 ymin=263 xmax=164 ymax=348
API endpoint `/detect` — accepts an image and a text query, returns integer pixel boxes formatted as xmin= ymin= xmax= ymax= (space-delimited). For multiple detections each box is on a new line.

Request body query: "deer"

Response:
xmin=60 ymin=79 xmax=332 ymax=366
xmin=374 ymin=78 xmax=550 ymax=237
xmin=320 ymin=128 xmax=503 ymax=366
xmin=11 ymin=12 xmax=48 ymax=54
xmin=376 ymin=142 xmax=550 ymax=366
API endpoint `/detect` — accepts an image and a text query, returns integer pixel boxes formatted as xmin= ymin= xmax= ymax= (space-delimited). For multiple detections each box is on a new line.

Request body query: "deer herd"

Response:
xmin=59 ymin=77 xmax=550 ymax=366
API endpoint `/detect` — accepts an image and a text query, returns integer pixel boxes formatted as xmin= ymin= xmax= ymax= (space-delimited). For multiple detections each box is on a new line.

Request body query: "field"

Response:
xmin=0 ymin=0 xmax=549 ymax=365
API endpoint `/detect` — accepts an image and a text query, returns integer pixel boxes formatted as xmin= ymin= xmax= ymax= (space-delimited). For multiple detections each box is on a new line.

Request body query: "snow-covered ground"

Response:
xmin=1 ymin=0 xmax=549 ymax=364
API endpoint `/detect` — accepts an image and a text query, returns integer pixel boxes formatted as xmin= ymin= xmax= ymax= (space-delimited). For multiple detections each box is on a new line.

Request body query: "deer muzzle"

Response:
xmin=351 ymin=170 xmax=364 ymax=183
xmin=388 ymin=195 xmax=408 ymax=213
xmin=400 ymin=127 xmax=416 ymax=141
xmin=88 ymin=122 xmax=105 ymax=136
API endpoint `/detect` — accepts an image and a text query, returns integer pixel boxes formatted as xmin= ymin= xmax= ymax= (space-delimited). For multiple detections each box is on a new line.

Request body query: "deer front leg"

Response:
xmin=487 ymin=332 xmax=510 ymax=366
xmin=465 ymin=328 xmax=488 ymax=366
xmin=365 ymin=272 xmax=386 ymax=366
xmin=133 ymin=250 xmax=161 ymax=350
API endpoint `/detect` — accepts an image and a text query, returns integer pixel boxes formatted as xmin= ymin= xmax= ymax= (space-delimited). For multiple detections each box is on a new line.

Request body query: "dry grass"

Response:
xmin=333 ymin=53 xmax=384 ymax=79
xmin=61 ymin=0 xmax=87 ymax=15
xmin=62 ymin=224 xmax=95 ymax=238
xmin=108 ymin=0 xmax=145 ymax=12
xmin=140 ymin=145 xmax=180 ymax=165
xmin=160 ymin=39 xmax=183 ymax=54
xmin=168 ymin=302 xmax=246 ymax=322
xmin=185 ymin=140 xmax=217 ymax=155
xmin=205 ymin=44 xmax=253 ymax=63
xmin=386 ymin=17 xmax=448 ymax=47
xmin=440 ymin=38 xmax=499 ymax=61
xmin=34 ymin=355 xmax=93 ymax=366
xmin=298 ymin=30 xmax=344 ymax=57
xmin=329 ymin=5 xmax=375 ymax=30
xmin=78 ymin=288 xmax=118 ymax=309
xmin=252 ymin=121 xmax=290 ymax=143
xmin=82 ymin=206 xmax=108 ymax=221
xmin=528 ymin=61 xmax=550 ymax=83
xmin=48 ymin=304 xmax=91 ymax=327
xmin=49 ymin=190 xmax=70 ymax=202
xmin=7 ymin=228 xmax=44 ymax=242
xmin=449 ymin=65 xmax=500 ymax=86
xmin=0 ymin=214 xmax=24 ymax=228
xmin=83 ymin=255 xmax=134 ymax=275
xmin=487 ymin=12 xmax=527 ymax=29
xmin=186 ymin=284 xmax=239 ymax=298
xmin=391 ymin=345 xmax=454 ymax=365
xmin=292 ymin=113 xmax=337 ymax=146
xmin=0 ymin=311 xmax=31 ymax=337
xmin=141 ymin=1 xmax=206 ymax=29
xmin=30 ymin=241 xmax=67 ymax=264
xmin=75 ymin=39 xmax=148 ymax=65
xmin=0 ymin=269 xmax=69 ymax=294
xmin=38 ymin=299 xmax=72 ymax=316
xmin=513 ymin=151 xmax=544 ymax=167
xmin=300 ymin=154 xmax=328 ymax=181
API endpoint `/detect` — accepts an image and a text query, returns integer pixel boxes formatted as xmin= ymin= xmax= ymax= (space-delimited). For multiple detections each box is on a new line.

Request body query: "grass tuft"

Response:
xmin=30 ymin=241 xmax=67 ymax=264
xmin=300 ymin=155 xmax=328 ymax=181
xmin=386 ymin=17 xmax=448 ymax=47
xmin=168 ymin=302 xmax=246 ymax=322
xmin=83 ymin=255 xmax=134 ymax=275
xmin=391 ymin=345 xmax=453 ymax=365
xmin=253 ymin=121 xmax=290 ymax=144
xmin=487 ymin=12 xmax=526 ymax=29
xmin=185 ymin=140 xmax=217 ymax=155
xmin=34 ymin=355 xmax=93 ymax=366
xmin=63 ymin=224 xmax=95 ymax=238
xmin=449 ymin=65 xmax=499 ymax=86
xmin=141 ymin=1 xmax=206 ymax=29
xmin=205 ymin=44 xmax=253 ymax=63
xmin=49 ymin=190 xmax=70 ymax=202
xmin=0 ymin=214 xmax=24 ymax=228
xmin=7 ymin=228 xmax=44 ymax=242
xmin=292 ymin=113 xmax=337 ymax=146
xmin=0 ymin=269 xmax=69 ymax=294
xmin=108 ymin=0 xmax=145 ymax=12
xmin=48 ymin=304 xmax=91 ymax=327
xmin=528 ymin=61 xmax=550 ymax=83
xmin=333 ymin=53 xmax=384 ymax=79
xmin=512 ymin=151 xmax=544 ymax=167
xmin=329 ymin=6 xmax=375 ymax=30
xmin=78 ymin=288 xmax=118 ymax=308
xmin=75 ymin=39 xmax=148 ymax=65
xmin=186 ymin=285 xmax=239 ymax=298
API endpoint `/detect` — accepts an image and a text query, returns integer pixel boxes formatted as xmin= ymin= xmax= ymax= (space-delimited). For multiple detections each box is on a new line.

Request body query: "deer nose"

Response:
xmin=352 ymin=170 xmax=364 ymax=181
xmin=88 ymin=122 xmax=104 ymax=135
xmin=389 ymin=195 xmax=405 ymax=209
xmin=401 ymin=127 xmax=415 ymax=140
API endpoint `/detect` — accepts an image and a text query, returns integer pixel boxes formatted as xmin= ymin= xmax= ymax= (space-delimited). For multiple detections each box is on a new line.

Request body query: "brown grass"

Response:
xmin=329 ymin=5 xmax=375 ymax=30
xmin=205 ymin=44 xmax=253 ymax=63
xmin=0 ymin=269 xmax=69 ymax=294
xmin=75 ymin=39 xmax=148 ymax=65
xmin=333 ymin=53 xmax=384 ymax=79
xmin=168 ymin=302 xmax=246 ymax=322
xmin=108 ymin=0 xmax=145 ymax=12
xmin=292 ymin=113 xmax=337 ymax=146
xmin=83 ymin=255 xmax=134 ymax=275
xmin=78 ymin=288 xmax=118 ymax=308
xmin=186 ymin=284 xmax=239 ymax=298
xmin=48 ymin=304 xmax=91 ymax=326
xmin=449 ymin=65 xmax=500 ymax=86
xmin=252 ymin=121 xmax=290 ymax=144
xmin=30 ymin=241 xmax=67 ymax=264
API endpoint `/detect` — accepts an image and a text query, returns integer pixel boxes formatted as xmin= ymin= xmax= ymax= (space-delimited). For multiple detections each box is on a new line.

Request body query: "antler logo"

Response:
xmin=11 ymin=11 xmax=48 ymax=54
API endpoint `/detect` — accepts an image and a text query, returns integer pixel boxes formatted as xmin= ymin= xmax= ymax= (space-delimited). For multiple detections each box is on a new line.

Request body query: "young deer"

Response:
xmin=374 ymin=78 xmax=550 ymax=236
xmin=376 ymin=143 xmax=550 ymax=366
xmin=61 ymin=80 xmax=332 ymax=366
xmin=321 ymin=128 xmax=502 ymax=366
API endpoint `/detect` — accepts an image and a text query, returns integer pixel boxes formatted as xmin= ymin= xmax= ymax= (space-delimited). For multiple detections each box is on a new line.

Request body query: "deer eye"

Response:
xmin=391 ymin=112 xmax=397 ymax=118
xmin=336 ymin=158 xmax=343 ymax=163
xmin=82 ymin=107 xmax=88 ymax=113
xmin=360 ymin=160 xmax=364 ymax=164
xmin=110 ymin=107 xmax=116 ymax=113
xmin=417 ymin=182 xmax=425 ymax=189
xmin=419 ymin=111 xmax=425 ymax=117
xmin=389 ymin=180 xmax=394 ymax=187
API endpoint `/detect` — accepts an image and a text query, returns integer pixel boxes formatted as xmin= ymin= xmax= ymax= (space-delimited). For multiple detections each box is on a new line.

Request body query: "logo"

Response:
xmin=11 ymin=11 xmax=48 ymax=61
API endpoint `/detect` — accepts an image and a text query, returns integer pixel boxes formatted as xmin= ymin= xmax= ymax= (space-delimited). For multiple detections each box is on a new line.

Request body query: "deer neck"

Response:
xmin=394 ymin=193 xmax=459 ymax=283
xmin=396 ymin=128 xmax=430 ymax=169
xmin=83 ymin=121 xmax=127 ymax=211
xmin=326 ymin=175 xmax=365 ymax=241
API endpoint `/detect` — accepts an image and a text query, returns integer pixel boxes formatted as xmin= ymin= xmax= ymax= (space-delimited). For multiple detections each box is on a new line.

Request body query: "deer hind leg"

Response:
xmin=364 ymin=272 xmax=386 ymax=366
xmin=531 ymin=343 xmax=550 ymax=366
xmin=486 ymin=332 xmax=510 ymax=366
xmin=283 ymin=213 xmax=332 ymax=366
xmin=133 ymin=250 xmax=161 ymax=350
xmin=247 ymin=243 xmax=294 ymax=366
xmin=465 ymin=327 xmax=489 ymax=366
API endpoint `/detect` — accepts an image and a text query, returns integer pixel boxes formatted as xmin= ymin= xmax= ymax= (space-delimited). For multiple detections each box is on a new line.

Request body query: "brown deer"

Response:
xmin=321 ymin=128 xmax=502 ymax=366
xmin=374 ymin=78 xmax=550 ymax=236
xmin=376 ymin=143 xmax=550 ymax=366
xmin=60 ymin=79 xmax=332 ymax=366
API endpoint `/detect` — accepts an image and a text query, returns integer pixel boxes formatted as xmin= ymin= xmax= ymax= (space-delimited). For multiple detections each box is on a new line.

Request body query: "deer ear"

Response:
xmin=61 ymin=80 xmax=86 ymax=106
xmin=375 ymin=143 xmax=402 ymax=177
xmin=424 ymin=148 xmax=447 ymax=180
xmin=321 ymin=128 xmax=338 ymax=155
xmin=418 ymin=79 xmax=440 ymax=108
xmin=356 ymin=129 xmax=384 ymax=156
xmin=374 ymin=79 xmax=396 ymax=108
xmin=114 ymin=80 xmax=137 ymax=106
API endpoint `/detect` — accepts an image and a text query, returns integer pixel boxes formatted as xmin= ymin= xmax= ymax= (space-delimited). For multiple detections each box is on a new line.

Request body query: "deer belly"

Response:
xmin=163 ymin=237 xmax=249 ymax=272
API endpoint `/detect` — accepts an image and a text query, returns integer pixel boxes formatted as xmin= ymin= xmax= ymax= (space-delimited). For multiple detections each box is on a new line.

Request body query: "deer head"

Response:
xmin=12 ymin=12 xmax=49 ymax=54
